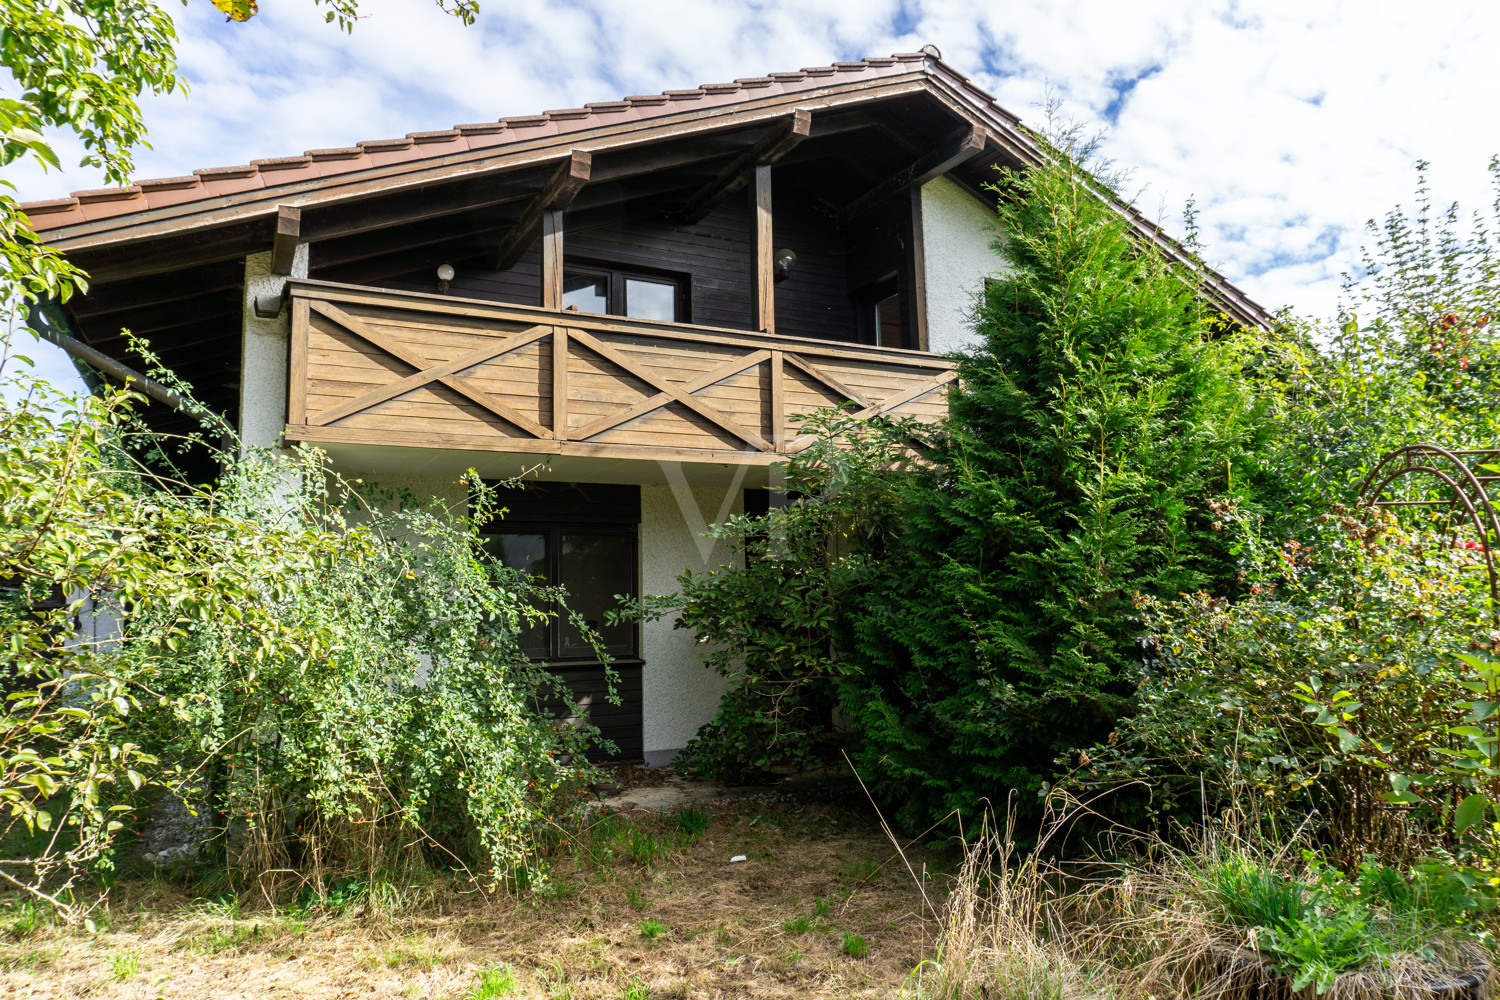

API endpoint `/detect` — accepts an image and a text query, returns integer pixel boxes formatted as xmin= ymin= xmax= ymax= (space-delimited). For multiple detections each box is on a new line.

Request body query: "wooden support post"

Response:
xmin=768 ymin=350 xmax=785 ymax=451
xmin=904 ymin=188 xmax=929 ymax=352
xmin=288 ymin=297 xmax=310 ymax=425
xmin=541 ymin=209 xmax=564 ymax=310
xmin=751 ymin=164 xmax=774 ymax=335
xmin=270 ymin=205 xmax=302 ymax=276
xmin=552 ymin=325 xmax=569 ymax=439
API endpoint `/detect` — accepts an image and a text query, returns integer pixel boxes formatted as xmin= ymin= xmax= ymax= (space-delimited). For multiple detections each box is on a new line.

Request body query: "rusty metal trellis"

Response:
xmin=1357 ymin=443 xmax=1500 ymax=614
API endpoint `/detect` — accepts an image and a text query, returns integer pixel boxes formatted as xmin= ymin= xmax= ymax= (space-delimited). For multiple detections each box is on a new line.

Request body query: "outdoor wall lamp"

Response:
xmin=773 ymin=248 xmax=797 ymax=282
xmin=436 ymin=263 xmax=455 ymax=294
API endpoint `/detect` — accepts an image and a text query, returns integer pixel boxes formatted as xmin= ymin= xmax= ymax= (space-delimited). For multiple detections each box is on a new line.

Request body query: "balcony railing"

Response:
xmin=284 ymin=279 xmax=955 ymax=465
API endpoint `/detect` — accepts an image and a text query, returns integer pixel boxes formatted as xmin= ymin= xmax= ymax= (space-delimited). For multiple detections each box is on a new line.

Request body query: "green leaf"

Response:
xmin=1455 ymin=793 xmax=1489 ymax=835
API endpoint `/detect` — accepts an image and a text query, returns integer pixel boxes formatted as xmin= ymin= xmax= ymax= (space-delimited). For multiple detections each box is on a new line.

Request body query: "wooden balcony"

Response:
xmin=284 ymin=280 xmax=955 ymax=467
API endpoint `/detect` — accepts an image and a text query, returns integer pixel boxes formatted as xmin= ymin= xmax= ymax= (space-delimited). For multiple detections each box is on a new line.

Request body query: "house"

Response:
xmin=20 ymin=47 xmax=1272 ymax=765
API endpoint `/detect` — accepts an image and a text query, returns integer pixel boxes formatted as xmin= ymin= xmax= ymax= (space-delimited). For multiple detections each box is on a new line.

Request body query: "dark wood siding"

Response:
xmin=372 ymin=244 xmax=542 ymax=307
xmin=352 ymin=184 xmax=881 ymax=343
xmin=566 ymin=201 xmax=752 ymax=330
xmin=773 ymin=188 xmax=859 ymax=342
xmin=540 ymin=662 xmax=643 ymax=761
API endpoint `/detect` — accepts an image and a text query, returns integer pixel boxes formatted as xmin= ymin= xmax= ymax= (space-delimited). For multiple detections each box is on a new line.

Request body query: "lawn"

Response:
xmin=0 ymin=800 xmax=948 ymax=999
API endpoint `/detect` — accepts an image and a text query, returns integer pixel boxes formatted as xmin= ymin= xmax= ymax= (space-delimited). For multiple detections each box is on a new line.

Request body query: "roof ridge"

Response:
xmin=20 ymin=48 xmax=946 ymax=225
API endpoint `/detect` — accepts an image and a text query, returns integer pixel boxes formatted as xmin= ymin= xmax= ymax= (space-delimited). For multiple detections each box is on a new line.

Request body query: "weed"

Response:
xmin=782 ymin=947 xmax=804 ymax=963
xmin=628 ymin=828 xmax=670 ymax=869
xmin=839 ymin=857 xmax=882 ymax=884
xmin=674 ymin=804 xmax=711 ymax=841
xmin=626 ymin=886 xmax=648 ymax=910
xmin=813 ymin=897 xmax=830 ymax=917
xmin=842 ymin=931 xmax=869 ymax=958
xmin=193 ymin=893 xmax=242 ymax=920
xmin=619 ymin=977 xmax=653 ymax=1000
xmin=467 ymin=962 xmax=518 ymax=998
xmin=109 ymin=948 xmax=141 ymax=981
xmin=715 ymin=926 xmax=734 ymax=946
xmin=5 ymin=900 xmax=46 ymax=940
xmin=782 ymin=916 xmax=812 ymax=935
xmin=638 ymin=918 xmax=666 ymax=940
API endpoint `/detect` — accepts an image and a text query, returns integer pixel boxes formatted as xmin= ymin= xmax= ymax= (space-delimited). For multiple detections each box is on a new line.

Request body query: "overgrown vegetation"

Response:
xmin=0 ymin=363 xmax=607 ymax=918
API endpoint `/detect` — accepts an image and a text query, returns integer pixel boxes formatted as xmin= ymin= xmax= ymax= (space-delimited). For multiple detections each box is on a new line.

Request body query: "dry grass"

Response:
xmin=0 ymin=801 xmax=949 ymax=999
xmin=913 ymin=807 xmax=1496 ymax=1000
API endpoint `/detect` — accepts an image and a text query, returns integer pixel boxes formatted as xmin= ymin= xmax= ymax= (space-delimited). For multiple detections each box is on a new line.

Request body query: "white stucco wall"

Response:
xmin=239 ymin=246 xmax=307 ymax=452
xmin=639 ymin=480 xmax=741 ymax=764
xmin=920 ymin=175 xmax=1006 ymax=355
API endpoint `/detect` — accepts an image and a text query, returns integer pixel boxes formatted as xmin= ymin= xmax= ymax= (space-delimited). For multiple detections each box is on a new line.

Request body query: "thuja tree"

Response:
xmin=840 ymin=143 xmax=1271 ymax=829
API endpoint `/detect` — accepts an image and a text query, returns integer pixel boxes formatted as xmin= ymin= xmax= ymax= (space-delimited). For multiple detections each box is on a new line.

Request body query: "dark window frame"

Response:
xmin=481 ymin=521 xmax=640 ymax=663
xmin=563 ymin=259 xmax=692 ymax=323
xmin=853 ymin=274 xmax=909 ymax=349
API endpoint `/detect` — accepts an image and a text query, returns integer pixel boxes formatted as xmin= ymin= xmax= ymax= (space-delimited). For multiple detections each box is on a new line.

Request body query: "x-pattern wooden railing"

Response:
xmin=287 ymin=281 xmax=955 ymax=462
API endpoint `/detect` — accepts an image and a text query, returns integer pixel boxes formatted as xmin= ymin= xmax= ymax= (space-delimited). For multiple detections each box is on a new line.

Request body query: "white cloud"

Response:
xmin=10 ymin=0 xmax=1500 ymax=328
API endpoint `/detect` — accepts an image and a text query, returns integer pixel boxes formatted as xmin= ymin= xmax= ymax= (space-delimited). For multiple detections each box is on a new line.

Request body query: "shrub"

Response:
xmin=840 ymin=134 xmax=1269 ymax=831
xmin=1075 ymin=498 xmax=1496 ymax=868
xmin=0 ymin=363 xmax=607 ymax=914
xmin=628 ymin=409 xmax=914 ymax=783
xmin=1255 ymin=158 xmax=1500 ymax=531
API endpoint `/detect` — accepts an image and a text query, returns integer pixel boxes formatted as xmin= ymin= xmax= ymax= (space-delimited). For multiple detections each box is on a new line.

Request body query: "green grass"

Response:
xmin=625 ymin=887 xmax=648 ymax=910
xmin=812 ymin=897 xmax=830 ymax=917
xmin=781 ymin=916 xmax=812 ymax=935
xmin=619 ymin=977 xmax=652 ymax=1000
xmin=627 ymin=828 xmax=670 ymax=869
xmin=638 ymin=918 xmax=666 ymax=940
xmin=1207 ymin=855 xmax=1312 ymax=930
xmin=4 ymin=899 xmax=46 ymax=940
xmin=109 ymin=948 xmax=141 ymax=981
xmin=841 ymin=931 xmax=869 ymax=959
xmin=673 ymin=804 xmax=711 ymax=841
xmin=466 ymin=963 xmax=518 ymax=998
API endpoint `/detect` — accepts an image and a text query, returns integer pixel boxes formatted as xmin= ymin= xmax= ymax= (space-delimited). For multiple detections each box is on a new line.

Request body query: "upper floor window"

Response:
xmin=562 ymin=262 xmax=688 ymax=323
xmin=855 ymin=276 xmax=910 ymax=349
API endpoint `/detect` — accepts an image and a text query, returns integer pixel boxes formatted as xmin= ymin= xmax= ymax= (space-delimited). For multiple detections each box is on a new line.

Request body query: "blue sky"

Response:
xmin=8 ymin=0 xmax=1500 ymax=393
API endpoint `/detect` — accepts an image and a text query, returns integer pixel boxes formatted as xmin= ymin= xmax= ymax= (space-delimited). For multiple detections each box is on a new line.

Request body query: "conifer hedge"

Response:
xmin=837 ymin=149 xmax=1271 ymax=828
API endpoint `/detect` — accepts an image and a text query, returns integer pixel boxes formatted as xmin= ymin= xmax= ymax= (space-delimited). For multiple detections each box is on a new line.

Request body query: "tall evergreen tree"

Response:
xmin=840 ymin=143 xmax=1270 ymax=828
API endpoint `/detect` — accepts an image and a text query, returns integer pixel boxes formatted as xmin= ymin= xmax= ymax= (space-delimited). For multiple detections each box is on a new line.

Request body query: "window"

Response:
xmin=482 ymin=528 xmax=637 ymax=660
xmin=561 ymin=263 xmax=688 ymax=322
xmin=478 ymin=482 xmax=641 ymax=662
xmin=854 ymin=276 xmax=909 ymax=349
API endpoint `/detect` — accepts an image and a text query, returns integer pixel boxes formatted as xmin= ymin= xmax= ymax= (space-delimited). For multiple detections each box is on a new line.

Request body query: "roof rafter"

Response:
xmin=493 ymin=150 xmax=592 ymax=270
xmin=840 ymin=124 xmax=988 ymax=223
xmin=677 ymin=109 xmax=812 ymax=223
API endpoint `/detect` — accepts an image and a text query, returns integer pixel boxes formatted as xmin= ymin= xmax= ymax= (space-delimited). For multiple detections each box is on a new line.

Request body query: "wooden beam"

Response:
xmin=768 ymin=350 xmax=785 ymax=452
xmin=541 ymin=209 xmax=564 ymax=310
xmin=679 ymin=109 xmax=811 ymax=224
xmin=840 ymin=125 xmax=988 ymax=223
xmin=551 ymin=326 xmax=568 ymax=440
xmin=494 ymin=150 xmax=591 ymax=271
xmin=308 ymin=324 xmax=551 ymax=427
xmin=567 ymin=328 xmax=772 ymax=451
xmin=270 ymin=205 xmax=302 ymax=276
xmin=751 ymin=164 xmax=774 ymax=335
xmin=904 ymin=188 xmax=929 ymax=351
xmin=569 ymin=349 xmax=771 ymax=442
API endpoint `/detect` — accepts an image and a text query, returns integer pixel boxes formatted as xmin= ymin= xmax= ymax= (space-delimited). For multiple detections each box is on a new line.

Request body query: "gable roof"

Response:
xmin=20 ymin=46 xmax=1273 ymax=329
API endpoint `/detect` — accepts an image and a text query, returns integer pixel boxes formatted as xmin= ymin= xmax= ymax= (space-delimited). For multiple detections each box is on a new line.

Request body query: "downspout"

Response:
xmin=24 ymin=300 xmax=188 ymax=411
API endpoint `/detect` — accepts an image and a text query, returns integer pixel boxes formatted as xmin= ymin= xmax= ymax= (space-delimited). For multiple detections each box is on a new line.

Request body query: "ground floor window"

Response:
xmin=479 ymin=482 xmax=640 ymax=662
